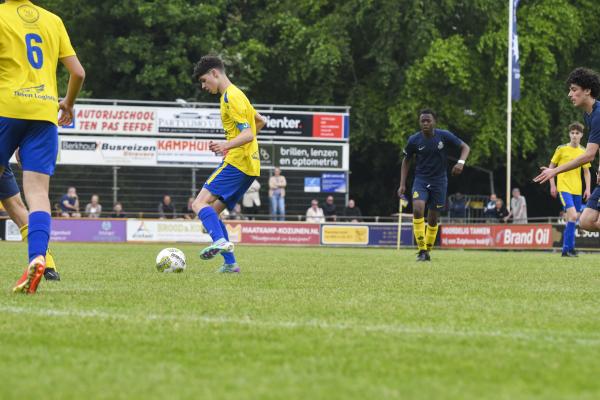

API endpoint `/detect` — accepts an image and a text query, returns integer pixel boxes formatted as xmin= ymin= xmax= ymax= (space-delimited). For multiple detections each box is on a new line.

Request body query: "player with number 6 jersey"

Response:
xmin=0 ymin=0 xmax=85 ymax=294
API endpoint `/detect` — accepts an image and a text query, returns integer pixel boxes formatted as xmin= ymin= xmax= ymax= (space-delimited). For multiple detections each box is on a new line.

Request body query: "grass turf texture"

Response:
xmin=1 ymin=243 xmax=600 ymax=400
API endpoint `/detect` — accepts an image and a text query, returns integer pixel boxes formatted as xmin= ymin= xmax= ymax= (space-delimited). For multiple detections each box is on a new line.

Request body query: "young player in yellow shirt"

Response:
xmin=548 ymin=122 xmax=591 ymax=257
xmin=191 ymin=55 xmax=266 ymax=273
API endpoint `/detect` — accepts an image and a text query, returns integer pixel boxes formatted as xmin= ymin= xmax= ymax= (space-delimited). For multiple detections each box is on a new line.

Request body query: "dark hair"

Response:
xmin=568 ymin=121 xmax=584 ymax=133
xmin=192 ymin=55 xmax=225 ymax=81
xmin=566 ymin=67 xmax=600 ymax=98
xmin=419 ymin=108 xmax=437 ymax=121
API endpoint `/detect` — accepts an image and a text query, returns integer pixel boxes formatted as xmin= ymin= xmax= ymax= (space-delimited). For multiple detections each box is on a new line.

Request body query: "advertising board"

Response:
xmin=440 ymin=224 xmax=552 ymax=249
xmin=59 ymin=105 xmax=349 ymax=141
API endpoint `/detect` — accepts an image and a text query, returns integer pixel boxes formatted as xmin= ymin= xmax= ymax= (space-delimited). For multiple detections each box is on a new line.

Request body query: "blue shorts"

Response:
xmin=412 ymin=178 xmax=447 ymax=210
xmin=559 ymin=192 xmax=583 ymax=212
xmin=203 ymin=162 xmax=256 ymax=210
xmin=0 ymin=165 xmax=20 ymax=200
xmin=586 ymin=187 xmax=600 ymax=211
xmin=0 ymin=117 xmax=58 ymax=175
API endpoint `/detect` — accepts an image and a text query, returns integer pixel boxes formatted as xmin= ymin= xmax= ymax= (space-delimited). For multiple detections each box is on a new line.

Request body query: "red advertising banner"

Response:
xmin=441 ymin=224 xmax=552 ymax=249
xmin=225 ymin=222 xmax=321 ymax=245
xmin=313 ymin=114 xmax=344 ymax=139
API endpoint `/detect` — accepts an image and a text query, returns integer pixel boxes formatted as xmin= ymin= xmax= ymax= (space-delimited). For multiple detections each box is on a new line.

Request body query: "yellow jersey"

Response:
xmin=0 ymin=0 xmax=76 ymax=125
xmin=550 ymin=144 xmax=591 ymax=194
xmin=220 ymin=84 xmax=260 ymax=176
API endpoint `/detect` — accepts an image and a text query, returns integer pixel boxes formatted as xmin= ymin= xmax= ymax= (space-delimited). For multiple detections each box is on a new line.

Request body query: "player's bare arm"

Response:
xmin=451 ymin=142 xmax=470 ymax=176
xmin=583 ymin=166 xmax=591 ymax=200
xmin=548 ymin=162 xmax=558 ymax=198
xmin=534 ymin=143 xmax=599 ymax=183
xmin=58 ymin=55 xmax=85 ymax=126
xmin=398 ymin=157 xmax=411 ymax=197
xmin=255 ymin=112 xmax=266 ymax=132
xmin=209 ymin=127 xmax=255 ymax=154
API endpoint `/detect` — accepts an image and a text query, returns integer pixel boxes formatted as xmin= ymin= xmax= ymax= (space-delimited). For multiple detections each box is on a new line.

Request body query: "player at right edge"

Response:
xmin=535 ymin=68 xmax=600 ymax=234
xmin=547 ymin=122 xmax=591 ymax=257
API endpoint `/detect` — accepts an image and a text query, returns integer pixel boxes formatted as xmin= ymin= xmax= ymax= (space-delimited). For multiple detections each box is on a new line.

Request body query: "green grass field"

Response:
xmin=1 ymin=243 xmax=600 ymax=400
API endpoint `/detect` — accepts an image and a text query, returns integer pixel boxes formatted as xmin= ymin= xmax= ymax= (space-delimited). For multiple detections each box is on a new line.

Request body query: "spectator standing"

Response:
xmin=181 ymin=197 xmax=195 ymax=220
xmin=306 ymin=199 xmax=325 ymax=223
xmin=506 ymin=188 xmax=527 ymax=224
xmin=111 ymin=202 xmax=126 ymax=218
xmin=60 ymin=187 xmax=81 ymax=217
xmin=269 ymin=167 xmax=286 ymax=221
xmin=158 ymin=195 xmax=176 ymax=219
xmin=322 ymin=195 xmax=337 ymax=221
xmin=343 ymin=199 xmax=363 ymax=222
xmin=242 ymin=179 xmax=261 ymax=219
xmin=85 ymin=194 xmax=102 ymax=218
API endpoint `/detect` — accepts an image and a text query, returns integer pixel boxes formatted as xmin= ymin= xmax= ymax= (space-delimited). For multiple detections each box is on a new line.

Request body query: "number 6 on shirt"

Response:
xmin=25 ymin=33 xmax=43 ymax=69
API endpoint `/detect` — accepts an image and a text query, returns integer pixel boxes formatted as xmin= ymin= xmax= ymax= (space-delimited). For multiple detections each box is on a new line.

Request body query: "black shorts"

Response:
xmin=0 ymin=165 xmax=20 ymax=201
xmin=585 ymin=186 xmax=600 ymax=211
xmin=412 ymin=178 xmax=447 ymax=210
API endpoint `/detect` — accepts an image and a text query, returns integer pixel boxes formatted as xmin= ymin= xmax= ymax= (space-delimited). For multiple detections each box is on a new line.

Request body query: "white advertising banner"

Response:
xmin=57 ymin=136 xmax=223 ymax=167
xmin=58 ymin=136 xmax=157 ymax=166
xmin=156 ymin=139 xmax=222 ymax=166
xmin=58 ymin=104 xmax=349 ymax=141
xmin=5 ymin=219 xmax=21 ymax=241
xmin=56 ymin=135 xmax=348 ymax=169
xmin=156 ymin=108 xmax=223 ymax=134
xmin=60 ymin=105 xmax=156 ymax=134
xmin=127 ymin=219 xmax=214 ymax=243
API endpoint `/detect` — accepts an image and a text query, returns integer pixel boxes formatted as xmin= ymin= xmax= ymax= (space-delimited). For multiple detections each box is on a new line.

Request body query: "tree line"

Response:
xmin=37 ymin=0 xmax=600 ymax=216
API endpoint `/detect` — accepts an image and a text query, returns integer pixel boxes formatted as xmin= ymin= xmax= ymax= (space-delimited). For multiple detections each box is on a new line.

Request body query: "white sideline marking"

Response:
xmin=1 ymin=305 xmax=599 ymax=347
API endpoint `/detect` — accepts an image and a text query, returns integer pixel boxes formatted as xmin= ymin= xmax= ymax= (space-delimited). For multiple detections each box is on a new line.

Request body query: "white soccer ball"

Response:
xmin=155 ymin=248 xmax=186 ymax=273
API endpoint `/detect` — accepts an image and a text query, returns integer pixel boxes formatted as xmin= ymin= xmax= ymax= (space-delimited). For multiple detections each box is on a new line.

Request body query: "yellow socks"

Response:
xmin=19 ymin=224 xmax=26 ymax=240
xmin=413 ymin=219 xmax=439 ymax=252
xmin=19 ymin=224 xmax=57 ymax=270
xmin=45 ymin=249 xmax=57 ymax=270
xmin=425 ymin=224 xmax=439 ymax=251
xmin=413 ymin=217 xmax=426 ymax=251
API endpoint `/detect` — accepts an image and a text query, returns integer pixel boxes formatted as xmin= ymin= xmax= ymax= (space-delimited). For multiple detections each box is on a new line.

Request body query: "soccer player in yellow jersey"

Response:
xmin=548 ymin=122 xmax=591 ymax=257
xmin=191 ymin=55 xmax=265 ymax=273
xmin=1 ymin=166 xmax=60 ymax=280
xmin=0 ymin=0 xmax=85 ymax=293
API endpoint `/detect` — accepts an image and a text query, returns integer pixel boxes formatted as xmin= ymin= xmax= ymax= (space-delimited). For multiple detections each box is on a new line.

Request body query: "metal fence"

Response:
xmin=10 ymin=165 xmax=351 ymax=219
xmin=7 ymin=166 xmax=557 ymax=223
